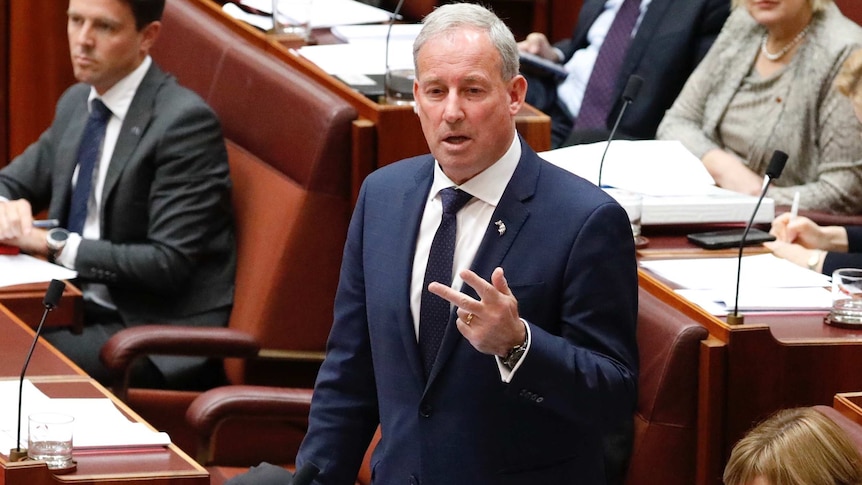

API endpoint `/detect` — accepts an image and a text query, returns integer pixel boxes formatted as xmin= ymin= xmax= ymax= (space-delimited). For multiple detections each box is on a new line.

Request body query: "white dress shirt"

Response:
xmin=410 ymin=136 xmax=530 ymax=381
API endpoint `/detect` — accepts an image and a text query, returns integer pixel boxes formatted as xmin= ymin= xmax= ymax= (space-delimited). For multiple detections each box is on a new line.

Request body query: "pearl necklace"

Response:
xmin=761 ymin=25 xmax=810 ymax=61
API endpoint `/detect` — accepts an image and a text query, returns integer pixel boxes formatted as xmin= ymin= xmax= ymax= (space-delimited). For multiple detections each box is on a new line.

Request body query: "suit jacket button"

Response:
xmin=419 ymin=403 xmax=432 ymax=418
xmin=409 ymin=475 xmax=420 ymax=485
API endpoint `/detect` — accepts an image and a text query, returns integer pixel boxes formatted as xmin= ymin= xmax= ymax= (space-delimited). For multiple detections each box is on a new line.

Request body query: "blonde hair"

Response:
xmin=723 ymin=407 xmax=862 ymax=485
xmin=731 ymin=0 xmax=831 ymax=12
xmin=836 ymin=49 xmax=862 ymax=104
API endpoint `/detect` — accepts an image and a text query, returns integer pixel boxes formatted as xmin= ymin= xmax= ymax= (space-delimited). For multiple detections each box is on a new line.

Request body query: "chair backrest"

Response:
xmin=626 ymin=286 xmax=709 ymax=485
xmin=152 ymin=0 xmax=357 ymax=384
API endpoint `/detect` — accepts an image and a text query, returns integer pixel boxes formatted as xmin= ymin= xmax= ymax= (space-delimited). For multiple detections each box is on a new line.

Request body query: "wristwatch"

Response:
xmin=46 ymin=228 xmax=70 ymax=264
xmin=502 ymin=334 xmax=528 ymax=370
xmin=807 ymin=249 xmax=822 ymax=272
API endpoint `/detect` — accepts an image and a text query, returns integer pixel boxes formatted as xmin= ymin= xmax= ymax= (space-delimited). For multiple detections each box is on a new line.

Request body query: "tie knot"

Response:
xmin=89 ymin=99 xmax=112 ymax=122
xmin=439 ymin=187 xmax=473 ymax=215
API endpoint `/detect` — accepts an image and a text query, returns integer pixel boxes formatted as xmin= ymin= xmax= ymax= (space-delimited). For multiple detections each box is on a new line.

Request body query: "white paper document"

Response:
xmin=0 ymin=380 xmax=170 ymax=452
xmin=298 ymin=40 xmax=414 ymax=74
xmin=0 ymin=254 xmax=77 ymax=288
xmin=676 ymin=287 xmax=833 ymax=315
xmin=642 ymin=254 xmax=833 ymax=315
xmin=540 ymin=140 xmax=775 ymax=225
xmin=331 ymin=23 xmax=422 ymax=43
xmin=640 ymin=254 xmax=832 ymax=291
xmin=224 ymin=0 xmax=394 ymax=29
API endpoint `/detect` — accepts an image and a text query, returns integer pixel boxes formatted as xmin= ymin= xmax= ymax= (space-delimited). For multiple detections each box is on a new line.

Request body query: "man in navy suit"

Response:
xmin=232 ymin=3 xmax=638 ymax=484
xmin=520 ymin=0 xmax=729 ymax=148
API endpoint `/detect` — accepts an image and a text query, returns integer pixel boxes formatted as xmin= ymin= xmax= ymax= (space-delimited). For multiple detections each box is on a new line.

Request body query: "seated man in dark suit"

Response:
xmin=519 ymin=0 xmax=729 ymax=148
xmin=0 ymin=0 xmax=236 ymax=388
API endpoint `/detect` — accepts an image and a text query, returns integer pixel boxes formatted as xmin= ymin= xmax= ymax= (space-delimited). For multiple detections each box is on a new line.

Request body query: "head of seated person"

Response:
xmin=723 ymin=407 xmax=862 ymax=485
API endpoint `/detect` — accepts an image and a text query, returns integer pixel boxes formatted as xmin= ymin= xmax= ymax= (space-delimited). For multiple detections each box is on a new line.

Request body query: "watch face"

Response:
xmin=48 ymin=228 xmax=70 ymax=245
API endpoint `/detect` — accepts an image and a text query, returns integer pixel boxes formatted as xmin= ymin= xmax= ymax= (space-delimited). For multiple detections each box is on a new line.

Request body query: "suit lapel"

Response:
xmin=570 ymin=0 xmax=607 ymax=56
xmin=52 ymin=95 xmax=90 ymax=223
xmin=426 ymin=141 xmax=538 ymax=387
xmin=100 ymin=64 xmax=163 ymax=227
xmin=620 ymin=0 xmax=671 ymax=84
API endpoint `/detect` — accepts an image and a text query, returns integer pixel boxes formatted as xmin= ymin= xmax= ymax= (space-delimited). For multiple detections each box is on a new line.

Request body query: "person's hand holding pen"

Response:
xmin=0 ymin=198 xmax=57 ymax=256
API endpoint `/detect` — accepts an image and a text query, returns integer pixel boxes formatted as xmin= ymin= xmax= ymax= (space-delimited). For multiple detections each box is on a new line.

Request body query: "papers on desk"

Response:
xmin=0 ymin=254 xmax=77 ymax=288
xmin=298 ymin=41 xmax=414 ymax=75
xmin=540 ymin=140 xmax=775 ymax=225
xmin=223 ymin=0 xmax=394 ymax=30
xmin=641 ymin=254 xmax=833 ymax=315
xmin=0 ymin=380 xmax=170 ymax=452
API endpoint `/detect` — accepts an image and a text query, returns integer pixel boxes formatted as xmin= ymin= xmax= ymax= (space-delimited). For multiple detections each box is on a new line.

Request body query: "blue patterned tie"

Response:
xmin=575 ymin=0 xmax=642 ymax=130
xmin=419 ymin=187 xmax=473 ymax=379
xmin=67 ymin=98 xmax=111 ymax=234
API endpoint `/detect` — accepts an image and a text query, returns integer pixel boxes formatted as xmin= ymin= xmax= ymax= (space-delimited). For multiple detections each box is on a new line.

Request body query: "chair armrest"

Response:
xmin=186 ymin=385 xmax=313 ymax=465
xmin=99 ymin=325 xmax=260 ymax=398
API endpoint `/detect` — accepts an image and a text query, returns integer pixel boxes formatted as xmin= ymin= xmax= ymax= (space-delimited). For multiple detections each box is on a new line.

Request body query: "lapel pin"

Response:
xmin=495 ymin=220 xmax=506 ymax=236
xmin=131 ymin=126 xmax=142 ymax=136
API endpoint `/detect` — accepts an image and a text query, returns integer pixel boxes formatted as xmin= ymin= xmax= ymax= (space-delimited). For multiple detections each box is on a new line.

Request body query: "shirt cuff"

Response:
xmin=56 ymin=232 xmax=81 ymax=270
xmin=497 ymin=319 xmax=531 ymax=383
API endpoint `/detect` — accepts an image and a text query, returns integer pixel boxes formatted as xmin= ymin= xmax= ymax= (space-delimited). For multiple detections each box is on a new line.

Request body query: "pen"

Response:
xmin=32 ymin=219 xmax=60 ymax=229
xmin=789 ymin=191 xmax=800 ymax=220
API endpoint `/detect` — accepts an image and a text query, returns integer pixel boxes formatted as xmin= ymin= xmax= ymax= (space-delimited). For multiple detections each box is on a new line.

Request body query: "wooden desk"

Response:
xmin=187 ymin=0 xmax=551 ymax=201
xmin=637 ymin=232 xmax=862 ymax=485
xmin=0 ymin=282 xmax=83 ymax=333
xmin=0 ymin=305 xmax=208 ymax=485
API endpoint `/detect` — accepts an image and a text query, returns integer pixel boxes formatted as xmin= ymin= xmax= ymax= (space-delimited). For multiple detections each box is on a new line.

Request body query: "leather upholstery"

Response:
xmin=99 ymin=0 xmax=357 ymax=456
xmin=626 ymin=286 xmax=709 ymax=485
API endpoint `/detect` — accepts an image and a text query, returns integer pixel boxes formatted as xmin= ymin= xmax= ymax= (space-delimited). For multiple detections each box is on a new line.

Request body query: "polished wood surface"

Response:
xmin=0 ymin=282 xmax=84 ymax=333
xmin=0 ymin=305 xmax=209 ymax=485
xmin=638 ymin=233 xmax=862 ymax=485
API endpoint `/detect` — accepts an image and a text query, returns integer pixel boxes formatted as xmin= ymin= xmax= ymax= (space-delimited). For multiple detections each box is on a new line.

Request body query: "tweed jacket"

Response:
xmin=658 ymin=4 xmax=862 ymax=214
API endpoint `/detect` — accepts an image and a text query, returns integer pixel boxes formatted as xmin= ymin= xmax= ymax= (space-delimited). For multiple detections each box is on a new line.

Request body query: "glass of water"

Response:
xmin=28 ymin=412 xmax=74 ymax=469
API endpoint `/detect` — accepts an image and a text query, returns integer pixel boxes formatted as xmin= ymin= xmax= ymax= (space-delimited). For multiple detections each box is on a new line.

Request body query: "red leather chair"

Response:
xmin=99 ymin=0 xmax=356 ymax=456
xmin=174 ymin=283 xmax=709 ymax=484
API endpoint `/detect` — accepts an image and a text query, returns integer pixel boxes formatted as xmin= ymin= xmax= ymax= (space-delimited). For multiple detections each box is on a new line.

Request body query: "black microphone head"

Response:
xmin=43 ymin=279 xmax=66 ymax=309
xmin=622 ymin=75 xmax=643 ymax=103
xmin=765 ymin=150 xmax=788 ymax=180
xmin=292 ymin=462 xmax=321 ymax=485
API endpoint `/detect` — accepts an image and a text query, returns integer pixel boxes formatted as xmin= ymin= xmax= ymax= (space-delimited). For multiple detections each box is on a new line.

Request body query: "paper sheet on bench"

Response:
xmin=641 ymin=254 xmax=833 ymax=315
xmin=0 ymin=380 xmax=170 ymax=451
xmin=0 ymin=254 xmax=77 ymax=288
xmin=225 ymin=0 xmax=394 ymax=29
xmin=640 ymin=254 xmax=831 ymax=291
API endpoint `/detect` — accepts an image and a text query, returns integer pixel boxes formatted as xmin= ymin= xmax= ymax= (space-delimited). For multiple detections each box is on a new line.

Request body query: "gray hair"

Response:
xmin=413 ymin=3 xmax=520 ymax=81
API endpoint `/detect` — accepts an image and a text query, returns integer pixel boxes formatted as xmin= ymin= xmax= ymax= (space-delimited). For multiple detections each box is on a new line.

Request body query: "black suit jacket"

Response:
xmin=529 ymin=0 xmax=729 ymax=146
xmin=0 ymin=63 xmax=236 ymax=327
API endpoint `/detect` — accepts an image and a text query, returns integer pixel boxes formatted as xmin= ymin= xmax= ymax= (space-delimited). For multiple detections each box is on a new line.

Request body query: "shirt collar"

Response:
xmin=430 ymin=135 xmax=522 ymax=207
xmin=87 ymin=56 xmax=152 ymax=122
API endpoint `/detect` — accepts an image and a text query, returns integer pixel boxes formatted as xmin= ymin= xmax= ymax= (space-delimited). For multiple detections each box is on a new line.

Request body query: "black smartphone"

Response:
xmin=686 ymin=228 xmax=776 ymax=250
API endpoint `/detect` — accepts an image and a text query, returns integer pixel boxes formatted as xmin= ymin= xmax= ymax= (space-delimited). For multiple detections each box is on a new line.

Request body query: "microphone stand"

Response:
xmin=10 ymin=279 xmax=66 ymax=461
xmin=727 ymin=151 xmax=788 ymax=325
xmin=382 ymin=0 xmax=406 ymax=104
xmin=597 ymin=75 xmax=642 ymax=188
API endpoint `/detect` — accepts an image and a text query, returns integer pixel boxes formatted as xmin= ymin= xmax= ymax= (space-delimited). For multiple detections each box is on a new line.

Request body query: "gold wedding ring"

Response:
xmin=465 ymin=313 xmax=474 ymax=325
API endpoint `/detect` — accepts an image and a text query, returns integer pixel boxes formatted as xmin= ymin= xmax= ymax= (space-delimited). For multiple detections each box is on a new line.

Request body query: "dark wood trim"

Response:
xmin=0 ymin=0 xmax=8 ymax=165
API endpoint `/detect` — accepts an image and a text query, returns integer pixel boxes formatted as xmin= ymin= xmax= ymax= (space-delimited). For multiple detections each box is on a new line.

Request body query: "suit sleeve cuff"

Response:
xmin=56 ymin=232 xmax=82 ymax=270
xmin=497 ymin=319 xmax=531 ymax=383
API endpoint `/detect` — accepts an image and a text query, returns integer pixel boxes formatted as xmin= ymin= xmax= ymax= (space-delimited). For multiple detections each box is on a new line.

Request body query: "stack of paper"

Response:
xmin=223 ymin=0 xmax=395 ymax=30
xmin=640 ymin=254 xmax=833 ymax=315
xmin=540 ymin=140 xmax=775 ymax=225
xmin=0 ymin=380 xmax=170 ymax=452
xmin=0 ymin=254 xmax=77 ymax=288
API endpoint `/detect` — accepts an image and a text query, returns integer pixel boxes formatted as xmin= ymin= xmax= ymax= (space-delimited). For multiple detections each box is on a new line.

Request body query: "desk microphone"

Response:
xmin=10 ymin=279 xmax=66 ymax=462
xmin=597 ymin=75 xmax=643 ymax=187
xmin=727 ymin=150 xmax=788 ymax=325
xmin=382 ymin=0 xmax=407 ymax=104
